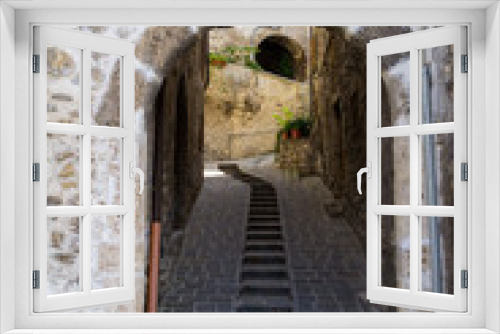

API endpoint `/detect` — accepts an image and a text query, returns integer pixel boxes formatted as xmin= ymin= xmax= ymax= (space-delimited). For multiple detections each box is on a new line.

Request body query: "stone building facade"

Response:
xmin=204 ymin=64 xmax=309 ymax=160
xmin=204 ymin=27 xmax=310 ymax=162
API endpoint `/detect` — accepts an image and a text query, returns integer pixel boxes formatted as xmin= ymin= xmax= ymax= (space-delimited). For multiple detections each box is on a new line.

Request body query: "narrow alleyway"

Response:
xmin=157 ymin=173 xmax=249 ymax=312
xmin=158 ymin=163 xmax=390 ymax=312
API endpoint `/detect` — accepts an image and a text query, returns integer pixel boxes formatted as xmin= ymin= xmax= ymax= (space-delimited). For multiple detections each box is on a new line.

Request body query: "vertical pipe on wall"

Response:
xmin=147 ymin=221 xmax=161 ymax=312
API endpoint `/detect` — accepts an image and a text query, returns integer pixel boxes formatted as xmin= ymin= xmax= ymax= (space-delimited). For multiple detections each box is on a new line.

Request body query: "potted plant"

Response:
xmin=290 ymin=120 xmax=301 ymax=139
xmin=209 ymin=53 xmax=228 ymax=68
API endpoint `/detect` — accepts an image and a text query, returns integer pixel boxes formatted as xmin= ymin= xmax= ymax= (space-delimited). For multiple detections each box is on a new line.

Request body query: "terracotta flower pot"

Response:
xmin=291 ymin=129 xmax=301 ymax=139
xmin=282 ymin=132 xmax=289 ymax=140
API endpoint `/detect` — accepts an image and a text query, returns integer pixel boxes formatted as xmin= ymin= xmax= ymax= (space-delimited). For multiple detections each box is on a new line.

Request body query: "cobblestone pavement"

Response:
xmin=157 ymin=174 xmax=249 ymax=312
xmin=158 ymin=165 xmax=391 ymax=312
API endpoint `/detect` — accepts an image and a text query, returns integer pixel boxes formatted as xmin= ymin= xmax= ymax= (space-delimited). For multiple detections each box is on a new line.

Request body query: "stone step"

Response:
xmin=247 ymin=230 xmax=281 ymax=234
xmin=249 ymin=202 xmax=278 ymax=207
xmin=252 ymin=192 xmax=276 ymax=197
xmin=236 ymin=305 xmax=293 ymax=312
xmin=248 ymin=215 xmax=280 ymax=220
xmin=247 ymin=221 xmax=281 ymax=226
xmin=248 ymin=215 xmax=281 ymax=220
xmin=252 ymin=189 xmax=275 ymax=193
xmin=243 ymin=251 xmax=285 ymax=258
xmin=236 ymin=295 xmax=292 ymax=307
xmin=247 ymin=227 xmax=282 ymax=234
xmin=246 ymin=233 xmax=283 ymax=241
xmin=250 ymin=197 xmax=278 ymax=202
xmin=242 ymin=264 xmax=287 ymax=271
xmin=239 ymin=285 xmax=291 ymax=297
xmin=241 ymin=270 xmax=288 ymax=280
xmin=245 ymin=239 xmax=284 ymax=246
xmin=251 ymin=188 xmax=276 ymax=192
xmin=247 ymin=219 xmax=281 ymax=224
xmin=241 ymin=279 xmax=291 ymax=288
xmin=243 ymin=255 xmax=286 ymax=265
xmin=248 ymin=213 xmax=280 ymax=219
xmin=249 ymin=208 xmax=279 ymax=213
xmin=249 ymin=202 xmax=279 ymax=207
xmin=245 ymin=243 xmax=284 ymax=252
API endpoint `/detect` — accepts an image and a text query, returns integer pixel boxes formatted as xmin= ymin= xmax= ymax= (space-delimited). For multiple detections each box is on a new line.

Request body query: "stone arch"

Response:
xmin=255 ymin=35 xmax=307 ymax=82
xmin=172 ymin=75 xmax=189 ymax=231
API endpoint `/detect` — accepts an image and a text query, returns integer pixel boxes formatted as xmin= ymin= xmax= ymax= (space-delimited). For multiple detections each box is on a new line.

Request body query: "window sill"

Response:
xmin=4 ymin=329 xmax=497 ymax=334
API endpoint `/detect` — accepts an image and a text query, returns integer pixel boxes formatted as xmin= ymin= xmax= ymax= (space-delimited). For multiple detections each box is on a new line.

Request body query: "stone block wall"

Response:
xmin=204 ymin=64 xmax=309 ymax=161
xmin=278 ymin=139 xmax=316 ymax=176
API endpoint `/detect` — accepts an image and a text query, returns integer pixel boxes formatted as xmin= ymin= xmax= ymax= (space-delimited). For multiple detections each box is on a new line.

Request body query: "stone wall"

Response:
xmin=278 ymin=139 xmax=316 ymax=176
xmin=153 ymin=29 xmax=208 ymax=304
xmin=204 ymin=64 xmax=309 ymax=161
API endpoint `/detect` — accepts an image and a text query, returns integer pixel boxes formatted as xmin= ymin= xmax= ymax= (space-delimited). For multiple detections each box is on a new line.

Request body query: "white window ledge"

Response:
xmin=3 ymin=330 xmax=498 ymax=334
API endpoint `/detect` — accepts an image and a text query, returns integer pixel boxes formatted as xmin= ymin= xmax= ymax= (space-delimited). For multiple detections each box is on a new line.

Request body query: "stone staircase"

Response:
xmin=218 ymin=164 xmax=294 ymax=312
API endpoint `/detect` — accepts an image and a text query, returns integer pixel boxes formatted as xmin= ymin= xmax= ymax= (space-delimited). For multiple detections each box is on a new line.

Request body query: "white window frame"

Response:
xmin=0 ymin=1 xmax=498 ymax=333
xmin=33 ymin=26 xmax=137 ymax=312
xmin=366 ymin=26 xmax=467 ymax=312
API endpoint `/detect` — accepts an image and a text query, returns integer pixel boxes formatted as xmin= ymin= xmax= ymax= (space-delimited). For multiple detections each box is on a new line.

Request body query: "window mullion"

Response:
xmin=82 ymin=48 xmax=92 ymax=294
xmin=409 ymin=48 xmax=420 ymax=295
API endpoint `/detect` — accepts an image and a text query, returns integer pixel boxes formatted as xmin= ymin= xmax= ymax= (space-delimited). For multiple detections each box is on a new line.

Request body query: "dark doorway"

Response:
xmin=173 ymin=75 xmax=188 ymax=230
xmin=256 ymin=36 xmax=296 ymax=80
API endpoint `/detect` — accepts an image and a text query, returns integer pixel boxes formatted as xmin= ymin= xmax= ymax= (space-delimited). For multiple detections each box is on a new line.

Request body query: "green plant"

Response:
xmin=210 ymin=46 xmax=262 ymax=71
xmin=209 ymin=53 xmax=228 ymax=62
xmin=244 ymin=57 xmax=262 ymax=71
xmin=272 ymin=107 xmax=295 ymax=128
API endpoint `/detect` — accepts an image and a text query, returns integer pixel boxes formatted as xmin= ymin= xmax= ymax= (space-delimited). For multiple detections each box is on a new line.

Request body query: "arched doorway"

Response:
xmin=173 ymin=75 xmax=188 ymax=231
xmin=255 ymin=35 xmax=306 ymax=81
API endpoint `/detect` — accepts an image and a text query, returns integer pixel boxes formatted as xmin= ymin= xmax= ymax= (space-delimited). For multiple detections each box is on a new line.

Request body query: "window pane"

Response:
xmin=381 ymin=215 xmax=410 ymax=290
xmin=380 ymin=52 xmax=410 ymax=127
xmin=47 ymin=45 xmax=81 ymax=124
xmin=91 ymin=137 xmax=121 ymax=205
xmin=91 ymin=215 xmax=122 ymax=290
xmin=381 ymin=136 xmax=410 ymax=205
xmin=420 ymin=133 xmax=454 ymax=206
xmin=421 ymin=217 xmax=454 ymax=294
xmin=421 ymin=45 xmax=454 ymax=124
xmin=91 ymin=52 xmax=121 ymax=127
xmin=47 ymin=217 xmax=80 ymax=295
xmin=47 ymin=133 xmax=81 ymax=206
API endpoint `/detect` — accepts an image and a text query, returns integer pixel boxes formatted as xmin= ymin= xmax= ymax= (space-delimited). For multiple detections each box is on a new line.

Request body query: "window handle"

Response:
xmin=129 ymin=161 xmax=145 ymax=195
xmin=357 ymin=162 xmax=372 ymax=195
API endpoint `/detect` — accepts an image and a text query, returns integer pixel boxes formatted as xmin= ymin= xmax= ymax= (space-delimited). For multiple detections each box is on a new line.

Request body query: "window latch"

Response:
xmin=129 ymin=161 xmax=145 ymax=195
xmin=357 ymin=162 xmax=372 ymax=195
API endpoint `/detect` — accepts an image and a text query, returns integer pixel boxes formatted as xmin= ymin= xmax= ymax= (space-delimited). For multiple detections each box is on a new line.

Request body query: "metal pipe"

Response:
xmin=147 ymin=221 xmax=162 ymax=312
